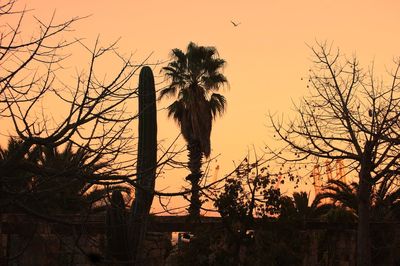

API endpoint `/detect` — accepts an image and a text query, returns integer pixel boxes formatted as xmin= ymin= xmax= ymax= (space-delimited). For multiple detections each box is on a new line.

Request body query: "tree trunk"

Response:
xmin=186 ymin=139 xmax=203 ymax=221
xmin=357 ymin=168 xmax=372 ymax=266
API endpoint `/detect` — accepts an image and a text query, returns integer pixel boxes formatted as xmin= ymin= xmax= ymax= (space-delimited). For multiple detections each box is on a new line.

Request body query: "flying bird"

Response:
xmin=231 ymin=20 xmax=241 ymax=27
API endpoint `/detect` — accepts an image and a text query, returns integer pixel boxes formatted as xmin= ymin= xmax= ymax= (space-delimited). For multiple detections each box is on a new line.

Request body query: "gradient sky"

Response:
xmin=12 ymin=0 xmax=400 ymax=213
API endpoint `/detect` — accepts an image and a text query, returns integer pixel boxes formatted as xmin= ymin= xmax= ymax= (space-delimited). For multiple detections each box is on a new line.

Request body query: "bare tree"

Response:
xmin=0 ymin=1 xmax=155 ymax=263
xmin=0 ymin=1 xmax=82 ymax=108
xmin=270 ymin=41 xmax=400 ymax=266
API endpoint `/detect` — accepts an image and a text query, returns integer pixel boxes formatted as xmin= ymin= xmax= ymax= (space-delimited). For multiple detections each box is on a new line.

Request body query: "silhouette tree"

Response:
xmin=279 ymin=191 xmax=332 ymax=221
xmin=0 ymin=137 xmax=130 ymax=215
xmin=316 ymin=179 xmax=358 ymax=214
xmin=0 ymin=138 xmax=36 ymax=210
xmin=213 ymin=156 xmax=281 ymax=265
xmin=0 ymin=0 xmax=144 ymax=203
xmin=270 ymin=42 xmax=400 ymax=266
xmin=30 ymin=141 xmax=127 ymax=214
xmin=0 ymin=2 xmax=159 ymax=262
xmin=317 ymin=178 xmax=400 ymax=221
xmin=161 ymin=42 xmax=228 ymax=220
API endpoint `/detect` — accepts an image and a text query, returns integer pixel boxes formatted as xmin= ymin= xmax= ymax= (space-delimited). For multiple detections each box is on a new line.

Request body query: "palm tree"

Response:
xmin=0 ymin=138 xmax=37 ymax=211
xmin=316 ymin=179 xmax=358 ymax=215
xmin=316 ymin=178 xmax=400 ymax=221
xmin=31 ymin=141 xmax=125 ymax=214
xmin=0 ymin=137 xmax=126 ymax=215
xmin=279 ymin=191 xmax=332 ymax=220
xmin=372 ymin=174 xmax=400 ymax=221
xmin=161 ymin=42 xmax=228 ymax=220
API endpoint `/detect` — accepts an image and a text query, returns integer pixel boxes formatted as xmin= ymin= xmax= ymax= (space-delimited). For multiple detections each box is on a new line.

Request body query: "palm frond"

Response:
xmin=178 ymin=86 xmax=189 ymax=101
xmin=162 ymin=66 xmax=180 ymax=78
xmin=316 ymin=179 xmax=358 ymax=211
xmin=202 ymin=73 xmax=227 ymax=90
xmin=204 ymin=58 xmax=226 ymax=74
xmin=293 ymin=191 xmax=310 ymax=214
xmin=381 ymin=187 xmax=400 ymax=206
xmin=167 ymin=100 xmax=185 ymax=123
xmin=158 ymin=85 xmax=178 ymax=100
xmin=209 ymin=93 xmax=227 ymax=117
xmin=171 ymin=48 xmax=187 ymax=68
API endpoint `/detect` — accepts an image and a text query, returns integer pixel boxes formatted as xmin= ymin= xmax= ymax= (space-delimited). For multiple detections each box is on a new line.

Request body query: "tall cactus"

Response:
xmin=106 ymin=190 xmax=129 ymax=264
xmin=129 ymin=66 xmax=158 ymax=265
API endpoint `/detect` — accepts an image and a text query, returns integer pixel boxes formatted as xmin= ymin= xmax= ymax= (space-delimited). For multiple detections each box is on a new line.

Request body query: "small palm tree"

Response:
xmin=279 ymin=191 xmax=332 ymax=220
xmin=0 ymin=137 xmax=126 ymax=215
xmin=0 ymin=138 xmax=36 ymax=210
xmin=317 ymin=179 xmax=358 ymax=213
xmin=32 ymin=142 xmax=124 ymax=214
xmin=161 ymin=42 xmax=227 ymax=219
xmin=372 ymin=175 xmax=400 ymax=220
xmin=317 ymin=178 xmax=400 ymax=221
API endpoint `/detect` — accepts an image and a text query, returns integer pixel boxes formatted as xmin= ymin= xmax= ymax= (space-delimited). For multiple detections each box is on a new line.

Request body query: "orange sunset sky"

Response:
xmin=8 ymin=0 xmax=400 ymax=213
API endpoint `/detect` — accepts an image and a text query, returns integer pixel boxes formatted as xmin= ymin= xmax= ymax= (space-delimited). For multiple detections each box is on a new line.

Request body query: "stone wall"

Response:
xmin=0 ymin=213 xmax=171 ymax=266
xmin=2 ymin=214 xmax=400 ymax=266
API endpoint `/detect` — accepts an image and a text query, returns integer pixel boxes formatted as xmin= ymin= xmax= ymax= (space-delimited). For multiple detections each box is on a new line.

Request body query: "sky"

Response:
xmin=10 ymin=0 xmax=400 ymax=213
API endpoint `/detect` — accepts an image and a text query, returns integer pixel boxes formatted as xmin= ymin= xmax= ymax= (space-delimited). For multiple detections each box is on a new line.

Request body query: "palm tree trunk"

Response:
xmin=357 ymin=168 xmax=372 ymax=266
xmin=186 ymin=139 xmax=203 ymax=221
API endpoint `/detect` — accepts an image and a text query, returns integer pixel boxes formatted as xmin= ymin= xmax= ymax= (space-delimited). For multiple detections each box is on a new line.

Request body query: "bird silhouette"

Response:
xmin=231 ymin=20 xmax=241 ymax=27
